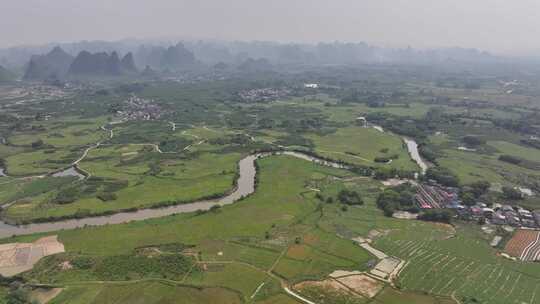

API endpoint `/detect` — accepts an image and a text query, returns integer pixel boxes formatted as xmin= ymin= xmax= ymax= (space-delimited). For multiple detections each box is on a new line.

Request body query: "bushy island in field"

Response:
xmin=0 ymin=46 xmax=539 ymax=304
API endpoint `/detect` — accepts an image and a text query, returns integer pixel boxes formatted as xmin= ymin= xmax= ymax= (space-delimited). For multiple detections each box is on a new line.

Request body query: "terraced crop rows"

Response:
xmin=505 ymin=230 xmax=540 ymax=261
xmin=378 ymin=239 xmax=540 ymax=304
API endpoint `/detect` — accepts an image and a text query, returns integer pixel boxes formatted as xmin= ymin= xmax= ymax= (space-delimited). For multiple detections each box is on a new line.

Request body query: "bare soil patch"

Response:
xmin=337 ymin=274 xmax=384 ymax=298
xmin=329 ymin=270 xmax=364 ymax=278
xmin=0 ymin=235 xmax=64 ymax=276
xmin=287 ymin=245 xmax=308 ymax=259
xmin=295 ymin=279 xmax=352 ymax=295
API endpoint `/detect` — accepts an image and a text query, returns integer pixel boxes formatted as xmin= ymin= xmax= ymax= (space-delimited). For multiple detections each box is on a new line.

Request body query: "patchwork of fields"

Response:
xmin=1 ymin=78 xmax=540 ymax=304
xmin=377 ymin=232 xmax=540 ymax=304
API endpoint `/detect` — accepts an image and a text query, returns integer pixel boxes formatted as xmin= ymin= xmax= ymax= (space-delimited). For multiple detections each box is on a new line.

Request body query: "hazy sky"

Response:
xmin=2 ymin=0 xmax=540 ymax=55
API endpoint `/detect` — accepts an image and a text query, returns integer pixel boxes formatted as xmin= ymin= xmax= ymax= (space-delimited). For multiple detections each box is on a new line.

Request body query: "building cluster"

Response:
xmin=116 ymin=95 xmax=163 ymax=121
xmin=0 ymin=85 xmax=71 ymax=105
xmin=304 ymin=83 xmax=319 ymax=89
xmin=463 ymin=204 xmax=540 ymax=228
xmin=238 ymin=88 xmax=291 ymax=103
xmin=414 ymin=182 xmax=540 ymax=229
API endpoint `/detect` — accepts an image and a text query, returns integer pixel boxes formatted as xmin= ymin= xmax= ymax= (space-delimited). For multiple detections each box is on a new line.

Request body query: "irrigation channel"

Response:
xmin=0 ymin=141 xmax=426 ymax=238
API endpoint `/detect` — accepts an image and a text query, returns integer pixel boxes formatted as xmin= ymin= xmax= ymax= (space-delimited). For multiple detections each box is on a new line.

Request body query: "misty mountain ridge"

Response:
xmin=135 ymin=42 xmax=197 ymax=70
xmin=67 ymin=51 xmax=138 ymax=76
xmin=4 ymin=39 xmax=513 ymax=75
xmin=23 ymin=46 xmax=73 ymax=80
xmin=0 ymin=65 xmax=16 ymax=83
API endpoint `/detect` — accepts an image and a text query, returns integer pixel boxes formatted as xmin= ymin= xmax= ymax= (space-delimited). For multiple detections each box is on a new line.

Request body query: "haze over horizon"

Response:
xmin=2 ymin=0 xmax=540 ymax=56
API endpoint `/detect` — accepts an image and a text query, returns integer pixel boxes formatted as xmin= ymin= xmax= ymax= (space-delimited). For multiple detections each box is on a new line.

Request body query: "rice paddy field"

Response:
xmin=375 ymin=224 xmax=540 ymax=304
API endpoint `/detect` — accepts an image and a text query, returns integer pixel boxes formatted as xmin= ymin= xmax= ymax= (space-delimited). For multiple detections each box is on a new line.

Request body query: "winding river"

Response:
xmin=0 ymin=141 xmax=427 ymax=238
xmin=403 ymin=138 xmax=428 ymax=175
xmin=0 ymin=154 xmax=259 ymax=238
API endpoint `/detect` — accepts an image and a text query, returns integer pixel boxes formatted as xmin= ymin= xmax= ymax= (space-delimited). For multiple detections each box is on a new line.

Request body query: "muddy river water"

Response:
xmin=403 ymin=138 xmax=428 ymax=175
xmin=0 ymin=142 xmax=427 ymax=238
xmin=0 ymin=154 xmax=260 ymax=238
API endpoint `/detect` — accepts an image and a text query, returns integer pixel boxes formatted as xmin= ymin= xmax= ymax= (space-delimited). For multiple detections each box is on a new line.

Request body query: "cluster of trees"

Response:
xmin=418 ymin=145 xmax=439 ymax=163
xmin=30 ymin=139 xmax=44 ymax=148
xmin=97 ymin=192 xmax=117 ymax=202
xmin=498 ymin=154 xmax=522 ymax=165
xmin=158 ymin=137 xmax=192 ymax=152
xmin=417 ymin=209 xmax=452 ymax=224
xmin=502 ymin=186 xmax=523 ymax=200
xmin=275 ymin=134 xmax=314 ymax=149
xmin=337 ymin=189 xmax=364 ymax=205
xmin=376 ymin=183 xmax=416 ymax=216
xmin=460 ymin=181 xmax=490 ymax=206
xmin=54 ymin=177 xmax=128 ymax=205
xmin=493 ymin=116 xmax=540 ymax=135
xmin=373 ymin=167 xmax=415 ymax=180
xmin=60 ymin=252 xmax=195 ymax=281
xmin=54 ymin=186 xmax=79 ymax=204
xmin=315 ymin=189 xmax=363 ymax=206
xmin=521 ymin=138 xmax=540 ymax=150
xmin=209 ymin=134 xmax=251 ymax=146
xmin=425 ymin=167 xmax=459 ymax=187
xmin=462 ymin=135 xmax=485 ymax=147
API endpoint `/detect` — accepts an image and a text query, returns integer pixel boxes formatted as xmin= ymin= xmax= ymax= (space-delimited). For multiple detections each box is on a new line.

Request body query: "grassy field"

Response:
xmin=49 ymin=282 xmax=243 ymax=304
xmin=3 ymin=116 xmax=109 ymax=176
xmin=7 ymin=117 xmax=108 ymax=147
xmin=13 ymin=156 xmax=374 ymax=303
xmin=307 ymin=126 xmax=418 ymax=171
xmin=4 ymin=147 xmax=241 ymax=222
xmin=428 ymin=133 xmax=540 ymax=187
xmin=488 ymin=141 xmax=540 ymax=163
xmin=4 ymin=148 xmax=83 ymax=176
xmin=279 ymin=97 xmax=438 ymax=120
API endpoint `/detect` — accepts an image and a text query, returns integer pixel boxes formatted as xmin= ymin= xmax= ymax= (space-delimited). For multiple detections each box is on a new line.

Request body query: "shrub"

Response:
xmin=337 ymin=189 xmax=363 ymax=205
xmin=31 ymin=139 xmax=44 ymax=148
xmin=425 ymin=167 xmax=459 ymax=187
xmin=97 ymin=192 xmax=117 ymax=202
xmin=418 ymin=209 xmax=452 ymax=223
xmin=462 ymin=135 xmax=485 ymax=147
xmin=54 ymin=187 xmax=80 ymax=204
xmin=209 ymin=204 xmax=222 ymax=212
xmin=502 ymin=186 xmax=523 ymax=200
xmin=498 ymin=155 xmax=522 ymax=165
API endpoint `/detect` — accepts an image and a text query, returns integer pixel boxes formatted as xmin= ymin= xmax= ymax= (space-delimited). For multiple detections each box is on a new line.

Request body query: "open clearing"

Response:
xmin=0 ymin=235 xmax=64 ymax=276
xmin=336 ymin=274 xmax=384 ymax=298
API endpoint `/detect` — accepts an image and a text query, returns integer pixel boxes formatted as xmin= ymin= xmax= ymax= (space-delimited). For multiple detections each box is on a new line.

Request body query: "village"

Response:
xmin=238 ymin=87 xmax=291 ymax=103
xmin=414 ymin=181 xmax=540 ymax=229
xmin=114 ymin=94 xmax=164 ymax=121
